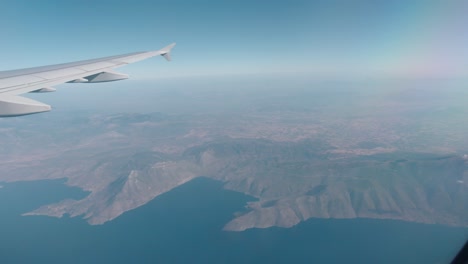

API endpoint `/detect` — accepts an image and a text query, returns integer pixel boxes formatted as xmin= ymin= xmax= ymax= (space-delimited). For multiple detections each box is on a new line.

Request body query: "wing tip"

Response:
xmin=160 ymin=43 xmax=176 ymax=61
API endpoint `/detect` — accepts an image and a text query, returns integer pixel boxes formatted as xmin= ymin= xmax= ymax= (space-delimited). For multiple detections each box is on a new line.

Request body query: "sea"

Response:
xmin=0 ymin=178 xmax=466 ymax=264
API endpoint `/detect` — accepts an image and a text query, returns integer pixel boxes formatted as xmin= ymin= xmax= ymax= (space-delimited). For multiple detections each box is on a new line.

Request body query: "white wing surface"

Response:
xmin=0 ymin=43 xmax=176 ymax=117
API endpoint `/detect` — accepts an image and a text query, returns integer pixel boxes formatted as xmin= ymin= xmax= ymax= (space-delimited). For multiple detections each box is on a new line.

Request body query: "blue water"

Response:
xmin=0 ymin=178 xmax=466 ymax=264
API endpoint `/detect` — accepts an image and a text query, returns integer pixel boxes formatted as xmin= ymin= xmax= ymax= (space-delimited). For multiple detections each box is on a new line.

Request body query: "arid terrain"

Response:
xmin=0 ymin=79 xmax=466 ymax=231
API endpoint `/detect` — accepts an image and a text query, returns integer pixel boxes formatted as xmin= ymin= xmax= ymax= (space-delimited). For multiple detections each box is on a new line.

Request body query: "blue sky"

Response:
xmin=0 ymin=0 xmax=467 ymax=79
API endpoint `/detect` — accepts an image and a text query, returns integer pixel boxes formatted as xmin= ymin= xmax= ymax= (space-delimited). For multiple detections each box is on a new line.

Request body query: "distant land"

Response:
xmin=0 ymin=78 xmax=466 ymax=231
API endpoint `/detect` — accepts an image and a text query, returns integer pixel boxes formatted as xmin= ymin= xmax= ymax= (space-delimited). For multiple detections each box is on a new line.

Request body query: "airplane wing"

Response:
xmin=0 ymin=43 xmax=176 ymax=117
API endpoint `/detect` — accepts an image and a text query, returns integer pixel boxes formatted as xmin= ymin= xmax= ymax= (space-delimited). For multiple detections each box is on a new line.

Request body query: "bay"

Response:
xmin=0 ymin=178 xmax=465 ymax=264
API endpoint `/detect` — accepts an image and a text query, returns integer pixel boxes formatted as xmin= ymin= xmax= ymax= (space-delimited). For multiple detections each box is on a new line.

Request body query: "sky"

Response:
xmin=0 ymin=0 xmax=467 ymax=80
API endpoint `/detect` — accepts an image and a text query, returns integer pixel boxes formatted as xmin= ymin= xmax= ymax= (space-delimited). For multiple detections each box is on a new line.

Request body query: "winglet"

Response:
xmin=159 ymin=43 xmax=176 ymax=61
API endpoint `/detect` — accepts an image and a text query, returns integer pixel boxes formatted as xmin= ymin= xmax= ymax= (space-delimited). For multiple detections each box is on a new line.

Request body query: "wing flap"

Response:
xmin=74 ymin=61 xmax=118 ymax=72
xmin=31 ymin=68 xmax=87 ymax=80
xmin=0 ymin=75 xmax=45 ymax=89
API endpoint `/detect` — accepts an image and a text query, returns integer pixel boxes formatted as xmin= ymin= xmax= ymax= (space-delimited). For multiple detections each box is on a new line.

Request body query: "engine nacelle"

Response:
xmin=0 ymin=96 xmax=51 ymax=117
xmin=85 ymin=71 xmax=129 ymax=83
